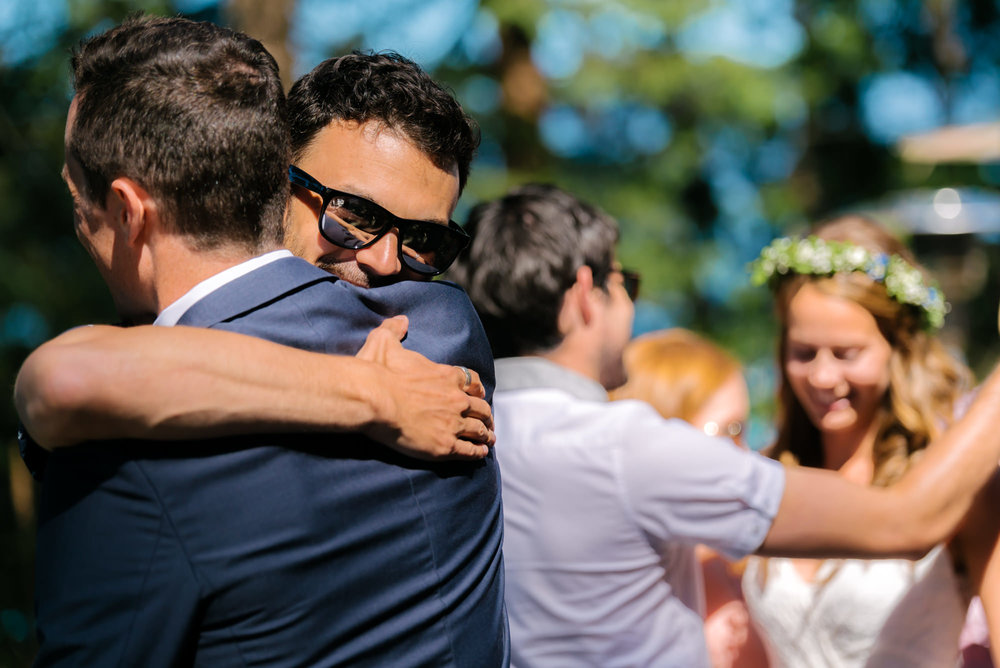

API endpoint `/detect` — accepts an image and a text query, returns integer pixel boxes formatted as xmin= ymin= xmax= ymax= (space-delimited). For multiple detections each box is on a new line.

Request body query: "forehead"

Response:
xmin=298 ymin=120 xmax=459 ymax=223
xmin=706 ymin=370 xmax=748 ymax=408
xmin=785 ymin=282 xmax=885 ymax=346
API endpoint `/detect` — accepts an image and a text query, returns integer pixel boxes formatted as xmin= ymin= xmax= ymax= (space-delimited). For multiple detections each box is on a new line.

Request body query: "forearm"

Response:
xmin=759 ymin=468 xmax=918 ymax=557
xmin=761 ymin=365 xmax=1000 ymax=558
xmin=15 ymin=325 xmax=382 ymax=447
xmin=885 ymin=363 xmax=1000 ymax=550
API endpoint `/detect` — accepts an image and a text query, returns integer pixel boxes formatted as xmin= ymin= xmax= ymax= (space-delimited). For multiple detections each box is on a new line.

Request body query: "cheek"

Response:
xmin=72 ymin=218 xmax=86 ymax=245
xmin=283 ymin=211 xmax=326 ymax=262
xmin=618 ymin=294 xmax=635 ymax=330
xmin=784 ymin=360 xmax=811 ymax=394
xmin=73 ymin=210 xmax=103 ymax=254
xmin=847 ymin=359 xmax=891 ymax=395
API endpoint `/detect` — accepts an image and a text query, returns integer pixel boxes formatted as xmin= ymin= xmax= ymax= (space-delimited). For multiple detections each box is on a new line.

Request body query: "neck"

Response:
xmin=148 ymin=236 xmax=274 ymax=316
xmin=537 ymin=337 xmax=608 ymax=391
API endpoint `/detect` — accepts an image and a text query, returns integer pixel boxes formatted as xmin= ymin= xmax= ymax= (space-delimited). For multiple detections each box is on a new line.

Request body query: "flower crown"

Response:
xmin=749 ymin=235 xmax=948 ymax=329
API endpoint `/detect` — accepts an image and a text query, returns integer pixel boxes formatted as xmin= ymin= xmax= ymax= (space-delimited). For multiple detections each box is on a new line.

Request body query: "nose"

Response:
xmin=807 ymin=350 xmax=842 ymax=390
xmin=354 ymin=230 xmax=402 ymax=277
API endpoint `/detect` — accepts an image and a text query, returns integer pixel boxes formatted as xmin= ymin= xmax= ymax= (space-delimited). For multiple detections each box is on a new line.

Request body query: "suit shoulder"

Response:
xmin=399 ymin=281 xmax=477 ymax=316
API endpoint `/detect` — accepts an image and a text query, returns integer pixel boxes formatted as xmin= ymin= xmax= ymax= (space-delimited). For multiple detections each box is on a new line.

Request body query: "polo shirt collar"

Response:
xmin=495 ymin=356 xmax=608 ymax=403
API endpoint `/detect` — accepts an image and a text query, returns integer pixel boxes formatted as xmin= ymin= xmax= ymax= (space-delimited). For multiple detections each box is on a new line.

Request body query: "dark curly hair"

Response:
xmin=287 ymin=51 xmax=479 ymax=193
xmin=69 ymin=14 xmax=288 ymax=252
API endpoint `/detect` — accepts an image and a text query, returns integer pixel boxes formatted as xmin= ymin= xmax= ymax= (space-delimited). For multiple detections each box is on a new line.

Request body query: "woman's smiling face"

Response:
xmin=783 ymin=282 xmax=893 ymax=437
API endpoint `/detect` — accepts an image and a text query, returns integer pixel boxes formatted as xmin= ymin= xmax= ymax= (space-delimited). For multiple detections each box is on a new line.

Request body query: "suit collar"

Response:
xmin=176 ymin=256 xmax=335 ymax=328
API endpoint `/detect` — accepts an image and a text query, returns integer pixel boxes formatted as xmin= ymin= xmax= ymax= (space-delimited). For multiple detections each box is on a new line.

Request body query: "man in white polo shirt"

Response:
xmin=449 ymin=183 xmax=1000 ymax=667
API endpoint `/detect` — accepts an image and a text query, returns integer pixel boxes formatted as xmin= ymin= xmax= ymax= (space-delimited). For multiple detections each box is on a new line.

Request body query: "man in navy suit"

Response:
xmin=20 ymin=15 xmax=507 ymax=666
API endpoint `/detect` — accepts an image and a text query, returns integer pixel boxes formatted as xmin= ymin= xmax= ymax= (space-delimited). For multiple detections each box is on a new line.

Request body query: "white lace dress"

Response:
xmin=742 ymin=545 xmax=967 ymax=667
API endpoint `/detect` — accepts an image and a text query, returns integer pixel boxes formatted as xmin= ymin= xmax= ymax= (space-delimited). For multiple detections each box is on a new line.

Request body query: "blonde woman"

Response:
xmin=743 ymin=215 xmax=1000 ymax=667
xmin=612 ymin=329 xmax=769 ymax=668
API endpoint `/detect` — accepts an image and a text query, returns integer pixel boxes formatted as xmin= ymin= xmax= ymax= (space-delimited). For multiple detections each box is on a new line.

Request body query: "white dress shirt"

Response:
xmin=154 ymin=250 xmax=293 ymax=326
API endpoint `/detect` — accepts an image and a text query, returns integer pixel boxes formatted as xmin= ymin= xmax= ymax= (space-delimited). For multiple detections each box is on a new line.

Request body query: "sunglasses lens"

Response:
xmin=622 ymin=271 xmax=640 ymax=301
xmin=398 ymin=221 xmax=469 ymax=276
xmin=320 ymin=195 xmax=389 ymax=249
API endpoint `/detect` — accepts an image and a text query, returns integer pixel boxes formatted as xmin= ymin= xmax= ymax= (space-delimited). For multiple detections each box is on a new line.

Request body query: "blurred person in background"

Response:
xmin=612 ymin=328 xmax=769 ymax=668
xmin=611 ymin=328 xmax=750 ymax=448
xmin=450 ymin=183 xmax=1000 ymax=668
xmin=743 ymin=214 xmax=1000 ymax=667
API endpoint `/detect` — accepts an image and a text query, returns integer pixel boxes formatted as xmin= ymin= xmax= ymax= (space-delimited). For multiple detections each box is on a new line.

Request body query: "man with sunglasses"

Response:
xmin=17 ymin=16 xmax=507 ymax=667
xmin=19 ymin=52 xmax=491 ymax=459
xmin=280 ymin=53 xmax=477 ymax=287
xmin=450 ymin=183 xmax=1000 ymax=667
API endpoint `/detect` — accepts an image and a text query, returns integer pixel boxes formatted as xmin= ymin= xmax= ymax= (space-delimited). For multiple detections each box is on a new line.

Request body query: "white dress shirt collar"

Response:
xmin=154 ymin=249 xmax=294 ymax=327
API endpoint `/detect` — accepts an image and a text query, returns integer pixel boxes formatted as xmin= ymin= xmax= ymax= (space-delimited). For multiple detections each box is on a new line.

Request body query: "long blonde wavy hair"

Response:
xmin=769 ymin=215 xmax=972 ymax=486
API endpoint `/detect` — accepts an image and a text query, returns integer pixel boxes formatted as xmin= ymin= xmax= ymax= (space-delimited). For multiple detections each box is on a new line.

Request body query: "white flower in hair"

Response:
xmin=844 ymin=246 xmax=868 ymax=269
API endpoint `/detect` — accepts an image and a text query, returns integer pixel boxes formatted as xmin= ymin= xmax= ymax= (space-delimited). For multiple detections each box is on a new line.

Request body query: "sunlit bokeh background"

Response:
xmin=2 ymin=1 xmax=999 ymax=663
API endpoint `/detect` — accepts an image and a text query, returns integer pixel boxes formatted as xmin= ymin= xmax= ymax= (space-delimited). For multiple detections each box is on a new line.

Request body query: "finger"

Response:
xmin=357 ymin=327 xmax=390 ymax=362
xmin=459 ymin=367 xmax=486 ymax=399
xmin=357 ymin=316 xmax=408 ymax=361
xmin=457 ymin=415 xmax=495 ymax=446
xmin=463 ymin=397 xmax=493 ymax=431
xmin=379 ymin=315 xmax=409 ymax=341
xmin=447 ymin=440 xmax=490 ymax=461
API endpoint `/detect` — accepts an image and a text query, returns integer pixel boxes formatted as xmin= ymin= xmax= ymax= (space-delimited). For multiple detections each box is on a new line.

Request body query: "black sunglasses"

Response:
xmin=288 ymin=165 xmax=470 ymax=276
xmin=619 ymin=269 xmax=641 ymax=301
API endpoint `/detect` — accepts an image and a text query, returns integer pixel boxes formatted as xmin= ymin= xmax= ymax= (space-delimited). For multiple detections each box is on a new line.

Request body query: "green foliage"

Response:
xmin=456 ymin=0 xmax=1000 ymax=445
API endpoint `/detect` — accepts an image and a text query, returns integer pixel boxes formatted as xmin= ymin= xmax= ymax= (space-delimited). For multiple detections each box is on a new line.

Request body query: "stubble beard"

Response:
xmin=313 ymin=257 xmax=397 ymax=288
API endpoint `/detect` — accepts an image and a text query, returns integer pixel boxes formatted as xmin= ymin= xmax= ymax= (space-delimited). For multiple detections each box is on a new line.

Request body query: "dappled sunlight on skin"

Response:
xmin=284 ymin=120 xmax=459 ymax=288
xmin=5 ymin=4 xmax=1000 ymax=666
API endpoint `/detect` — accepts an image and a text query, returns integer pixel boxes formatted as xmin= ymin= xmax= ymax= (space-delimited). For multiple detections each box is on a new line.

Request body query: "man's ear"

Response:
xmin=108 ymin=177 xmax=157 ymax=246
xmin=569 ymin=264 xmax=596 ymax=324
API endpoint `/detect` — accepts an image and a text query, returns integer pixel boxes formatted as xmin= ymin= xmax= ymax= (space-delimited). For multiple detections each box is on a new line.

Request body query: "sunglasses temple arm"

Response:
xmin=288 ymin=166 xmax=324 ymax=195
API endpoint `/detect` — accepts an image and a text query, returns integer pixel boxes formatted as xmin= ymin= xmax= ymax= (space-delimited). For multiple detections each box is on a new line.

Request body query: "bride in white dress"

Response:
xmin=743 ymin=215 xmax=1000 ymax=668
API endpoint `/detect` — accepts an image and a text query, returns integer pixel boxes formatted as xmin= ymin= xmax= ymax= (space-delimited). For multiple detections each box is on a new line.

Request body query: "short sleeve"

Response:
xmin=616 ymin=405 xmax=785 ymax=560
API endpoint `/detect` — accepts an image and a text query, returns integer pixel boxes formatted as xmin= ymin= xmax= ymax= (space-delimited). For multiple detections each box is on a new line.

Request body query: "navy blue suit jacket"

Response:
xmin=32 ymin=256 xmax=508 ymax=667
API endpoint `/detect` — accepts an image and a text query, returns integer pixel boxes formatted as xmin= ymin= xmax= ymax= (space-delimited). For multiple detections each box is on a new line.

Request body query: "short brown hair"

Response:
xmin=69 ymin=14 xmax=289 ymax=252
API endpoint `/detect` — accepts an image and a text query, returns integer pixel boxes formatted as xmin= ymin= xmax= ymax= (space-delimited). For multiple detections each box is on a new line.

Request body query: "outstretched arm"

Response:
xmin=758 ymin=363 xmax=1000 ymax=558
xmin=14 ymin=317 xmax=494 ymax=461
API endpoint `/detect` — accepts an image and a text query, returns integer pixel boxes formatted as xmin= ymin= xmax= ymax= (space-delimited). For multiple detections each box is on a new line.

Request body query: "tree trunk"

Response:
xmin=226 ymin=0 xmax=295 ymax=90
